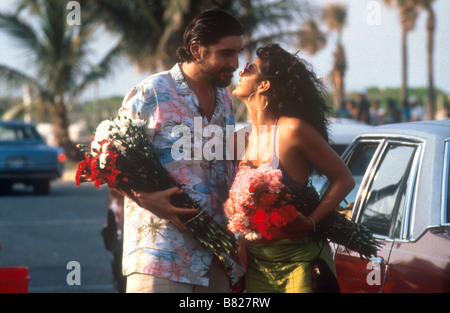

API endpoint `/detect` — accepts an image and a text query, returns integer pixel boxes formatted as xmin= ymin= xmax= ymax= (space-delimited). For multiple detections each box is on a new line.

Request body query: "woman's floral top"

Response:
xmin=119 ymin=63 xmax=243 ymax=287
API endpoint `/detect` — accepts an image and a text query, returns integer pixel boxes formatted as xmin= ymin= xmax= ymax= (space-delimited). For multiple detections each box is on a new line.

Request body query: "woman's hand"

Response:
xmin=282 ymin=211 xmax=315 ymax=235
xmin=123 ymin=187 xmax=198 ymax=231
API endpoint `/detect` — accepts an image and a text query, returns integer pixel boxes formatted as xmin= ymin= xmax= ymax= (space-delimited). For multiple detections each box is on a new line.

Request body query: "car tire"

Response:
xmin=33 ymin=180 xmax=50 ymax=195
xmin=0 ymin=181 xmax=13 ymax=195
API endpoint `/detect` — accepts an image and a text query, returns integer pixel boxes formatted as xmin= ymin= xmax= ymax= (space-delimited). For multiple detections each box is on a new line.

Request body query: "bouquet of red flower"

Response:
xmin=225 ymin=166 xmax=382 ymax=259
xmin=75 ymin=113 xmax=241 ymax=282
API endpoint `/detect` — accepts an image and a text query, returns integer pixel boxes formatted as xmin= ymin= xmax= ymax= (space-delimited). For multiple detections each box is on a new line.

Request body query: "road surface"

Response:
xmin=0 ymin=172 xmax=117 ymax=293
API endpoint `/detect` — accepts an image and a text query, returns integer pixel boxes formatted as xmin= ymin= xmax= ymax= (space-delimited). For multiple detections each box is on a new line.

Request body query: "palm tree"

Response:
xmin=87 ymin=0 xmax=321 ymax=123
xmin=323 ymin=3 xmax=348 ymax=109
xmin=297 ymin=20 xmax=327 ymax=56
xmin=383 ymin=0 xmax=419 ymax=108
xmin=88 ymin=0 xmax=320 ymax=72
xmin=0 ymin=0 xmax=122 ymax=160
xmin=418 ymin=0 xmax=436 ymax=120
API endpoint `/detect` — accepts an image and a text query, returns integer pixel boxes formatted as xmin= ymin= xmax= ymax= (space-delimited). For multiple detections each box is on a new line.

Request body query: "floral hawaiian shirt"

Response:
xmin=119 ymin=63 xmax=243 ymax=287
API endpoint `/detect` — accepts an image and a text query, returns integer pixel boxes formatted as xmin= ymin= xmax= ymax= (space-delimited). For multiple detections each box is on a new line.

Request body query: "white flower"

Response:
xmin=110 ymin=117 xmax=127 ymax=138
xmin=91 ymin=120 xmax=113 ymax=156
xmin=245 ymin=232 xmax=261 ymax=241
xmin=131 ymin=118 xmax=146 ymax=128
xmin=96 ymin=119 xmax=113 ymax=140
xmin=98 ymin=141 xmax=111 ymax=169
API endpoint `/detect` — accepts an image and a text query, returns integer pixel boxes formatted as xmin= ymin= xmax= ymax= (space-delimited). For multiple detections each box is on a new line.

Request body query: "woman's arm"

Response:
xmin=279 ymin=118 xmax=355 ymax=231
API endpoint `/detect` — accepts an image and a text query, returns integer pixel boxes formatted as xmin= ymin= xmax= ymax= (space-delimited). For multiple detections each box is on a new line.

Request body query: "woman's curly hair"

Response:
xmin=256 ymin=44 xmax=331 ymax=143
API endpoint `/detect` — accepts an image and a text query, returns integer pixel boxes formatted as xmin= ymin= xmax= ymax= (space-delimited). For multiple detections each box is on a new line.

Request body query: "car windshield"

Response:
xmin=0 ymin=124 xmax=42 ymax=142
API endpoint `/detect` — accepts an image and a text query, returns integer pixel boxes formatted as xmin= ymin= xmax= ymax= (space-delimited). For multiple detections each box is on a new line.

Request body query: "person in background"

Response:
xmin=369 ymin=99 xmax=385 ymax=126
xmin=402 ymin=99 xmax=411 ymax=122
xmin=356 ymin=91 xmax=371 ymax=124
xmin=334 ymin=99 xmax=353 ymax=119
xmin=345 ymin=99 xmax=358 ymax=119
xmin=102 ymin=190 xmax=126 ymax=293
xmin=384 ymin=98 xmax=402 ymax=124
xmin=409 ymin=96 xmax=425 ymax=121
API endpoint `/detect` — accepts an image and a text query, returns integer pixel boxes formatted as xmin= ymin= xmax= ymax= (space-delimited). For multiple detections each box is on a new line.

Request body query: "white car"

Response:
xmin=311 ymin=118 xmax=373 ymax=190
xmin=321 ymin=119 xmax=450 ymax=292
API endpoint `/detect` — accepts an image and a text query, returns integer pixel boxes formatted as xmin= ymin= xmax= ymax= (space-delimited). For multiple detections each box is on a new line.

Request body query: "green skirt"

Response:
xmin=245 ymin=236 xmax=337 ymax=293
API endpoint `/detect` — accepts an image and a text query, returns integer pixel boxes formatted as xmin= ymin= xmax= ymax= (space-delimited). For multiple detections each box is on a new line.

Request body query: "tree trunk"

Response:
xmin=425 ymin=9 xmax=436 ymax=120
xmin=400 ymin=26 xmax=408 ymax=108
xmin=53 ymin=96 xmax=83 ymax=161
xmin=332 ymin=44 xmax=346 ymax=109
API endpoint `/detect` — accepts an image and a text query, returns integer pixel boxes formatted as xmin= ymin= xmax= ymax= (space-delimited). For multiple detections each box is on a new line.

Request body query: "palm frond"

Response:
xmin=69 ymin=42 xmax=124 ymax=99
xmin=0 ymin=64 xmax=46 ymax=94
xmin=0 ymin=12 xmax=41 ymax=56
xmin=156 ymin=0 xmax=190 ymax=64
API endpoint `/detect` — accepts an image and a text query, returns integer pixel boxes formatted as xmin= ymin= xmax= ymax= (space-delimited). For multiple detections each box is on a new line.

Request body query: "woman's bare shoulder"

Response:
xmin=277 ymin=116 xmax=317 ymax=139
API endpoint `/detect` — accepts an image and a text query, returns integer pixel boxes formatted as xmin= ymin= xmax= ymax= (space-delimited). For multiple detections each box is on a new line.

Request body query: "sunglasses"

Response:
xmin=239 ymin=62 xmax=278 ymax=78
xmin=239 ymin=62 xmax=260 ymax=77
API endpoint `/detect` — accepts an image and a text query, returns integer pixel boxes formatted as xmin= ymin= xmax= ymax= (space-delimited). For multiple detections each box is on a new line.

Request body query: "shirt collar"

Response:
xmin=170 ymin=63 xmax=228 ymax=121
xmin=171 ymin=63 xmax=191 ymax=96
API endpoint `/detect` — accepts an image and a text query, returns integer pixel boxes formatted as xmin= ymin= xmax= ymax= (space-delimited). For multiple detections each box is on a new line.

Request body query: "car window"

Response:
xmin=341 ymin=141 xmax=380 ymax=206
xmin=0 ymin=125 xmax=41 ymax=141
xmin=330 ymin=144 xmax=348 ymax=156
xmin=0 ymin=125 xmax=16 ymax=140
xmin=358 ymin=143 xmax=418 ymax=238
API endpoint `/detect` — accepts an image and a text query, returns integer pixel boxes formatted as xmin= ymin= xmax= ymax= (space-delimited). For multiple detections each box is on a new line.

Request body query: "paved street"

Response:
xmin=0 ymin=172 xmax=117 ymax=293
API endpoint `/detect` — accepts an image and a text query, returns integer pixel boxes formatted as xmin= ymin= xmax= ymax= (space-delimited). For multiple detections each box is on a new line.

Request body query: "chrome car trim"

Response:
xmin=442 ymin=139 xmax=450 ymax=226
xmin=401 ymin=141 xmax=423 ymax=240
xmin=352 ymin=138 xmax=386 ymax=220
xmin=353 ymin=137 xmax=425 ymax=241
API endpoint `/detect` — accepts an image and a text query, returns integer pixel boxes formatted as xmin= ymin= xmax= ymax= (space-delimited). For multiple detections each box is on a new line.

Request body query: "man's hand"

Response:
xmin=128 ymin=187 xmax=198 ymax=231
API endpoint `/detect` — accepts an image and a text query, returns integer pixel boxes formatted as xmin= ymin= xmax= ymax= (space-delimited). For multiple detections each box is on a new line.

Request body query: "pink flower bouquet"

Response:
xmin=225 ymin=165 xmax=382 ymax=259
xmin=225 ymin=165 xmax=298 ymax=240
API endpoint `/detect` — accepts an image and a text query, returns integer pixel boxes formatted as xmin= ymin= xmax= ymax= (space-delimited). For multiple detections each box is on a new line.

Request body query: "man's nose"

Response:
xmin=230 ymin=54 xmax=239 ymax=71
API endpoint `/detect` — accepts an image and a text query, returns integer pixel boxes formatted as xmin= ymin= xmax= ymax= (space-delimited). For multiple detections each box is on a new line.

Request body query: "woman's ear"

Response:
xmin=258 ymin=80 xmax=271 ymax=94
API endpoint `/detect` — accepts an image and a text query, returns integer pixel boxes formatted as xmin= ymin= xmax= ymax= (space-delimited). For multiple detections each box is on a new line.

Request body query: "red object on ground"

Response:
xmin=0 ymin=267 xmax=31 ymax=293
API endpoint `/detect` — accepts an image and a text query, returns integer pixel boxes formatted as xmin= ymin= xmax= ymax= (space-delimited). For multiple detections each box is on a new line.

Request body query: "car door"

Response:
xmin=331 ymin=138 xmax=422 ymax=292
xmin=375 ymin=139 xmax=450 ymax=292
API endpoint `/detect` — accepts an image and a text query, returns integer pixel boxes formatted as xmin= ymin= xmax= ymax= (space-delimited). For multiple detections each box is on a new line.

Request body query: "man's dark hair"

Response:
xmin=176 ymin=9 xmax=245 ymax=62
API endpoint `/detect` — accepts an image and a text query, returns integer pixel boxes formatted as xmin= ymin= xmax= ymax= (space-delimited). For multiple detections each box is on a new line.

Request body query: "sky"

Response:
xmin=0 ymin=0 xmax=449 ymax=102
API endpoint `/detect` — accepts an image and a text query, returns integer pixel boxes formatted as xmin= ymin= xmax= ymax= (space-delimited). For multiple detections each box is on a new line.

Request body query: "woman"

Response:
xmin=231 ymin=44 xmax=355 ymax=293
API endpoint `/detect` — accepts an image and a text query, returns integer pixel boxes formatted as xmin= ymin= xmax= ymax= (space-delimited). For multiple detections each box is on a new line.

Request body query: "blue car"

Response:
xmin=0 ymin=120 xmax=65 ymax=195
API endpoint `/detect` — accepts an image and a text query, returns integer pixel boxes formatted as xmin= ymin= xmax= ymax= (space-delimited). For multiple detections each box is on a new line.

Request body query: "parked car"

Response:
xmin=319 ymin=119 xmax=450 ymax=292
xmin=311 ymin=118 xmax=373 ymax=190
xmin=0 ymin=120 xmax=65 ymax=195
xmin=327 ymin=118 xmax=374 ymax=156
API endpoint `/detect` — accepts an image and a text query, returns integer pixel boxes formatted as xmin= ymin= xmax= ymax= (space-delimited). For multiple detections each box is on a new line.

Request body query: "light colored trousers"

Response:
xmin=126 ymin=257 xmax=230 ymax=293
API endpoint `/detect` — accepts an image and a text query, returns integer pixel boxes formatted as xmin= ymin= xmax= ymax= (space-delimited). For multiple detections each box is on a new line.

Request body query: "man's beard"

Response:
xmin=199 ymin=60 xmax=235 ymax=88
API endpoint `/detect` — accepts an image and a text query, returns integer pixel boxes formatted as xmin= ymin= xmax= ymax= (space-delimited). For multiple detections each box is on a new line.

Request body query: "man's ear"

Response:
xmin=190 ymin=41 xmax=202 ymax=60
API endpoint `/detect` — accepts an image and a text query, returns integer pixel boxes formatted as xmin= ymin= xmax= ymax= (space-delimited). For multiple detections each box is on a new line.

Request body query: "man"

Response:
xmin=118 ymin=9 xmax=245 ymax=293
xmin=409 ymin=96 xmax=424 ymax=121
xmin=356 ymin=90 xmax=371 ymax=124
